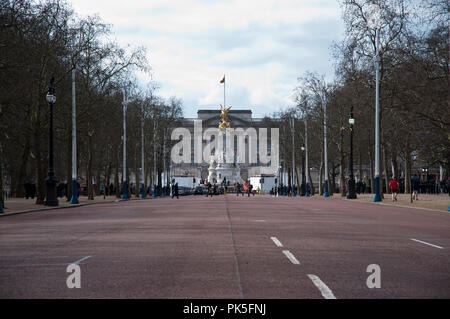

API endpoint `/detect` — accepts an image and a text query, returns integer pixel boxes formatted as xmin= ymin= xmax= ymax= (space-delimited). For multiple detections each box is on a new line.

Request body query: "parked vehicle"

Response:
xmin=194 ymin=186 xmax=205 ymax=195
xmin=179 ymin=186 xmax=193 ymax=196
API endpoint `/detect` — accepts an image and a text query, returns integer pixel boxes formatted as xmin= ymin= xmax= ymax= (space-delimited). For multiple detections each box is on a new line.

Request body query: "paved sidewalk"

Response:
xmin=341 ymin=193 xmax=450 ymax=212
xmin=1 ymin=195 xmax=151 ymax=216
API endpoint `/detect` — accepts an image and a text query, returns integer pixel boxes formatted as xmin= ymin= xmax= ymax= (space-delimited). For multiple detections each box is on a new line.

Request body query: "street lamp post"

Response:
xmin=323 ymin=97 xmax=329 ymax=197
xmin=373 ymin=24 xmax=382 ymax=202
xmin=45 ymin=77 xmax=58 ymax=206
xmin=153 ymin=120 xmax=158 ymax=198
xmin=367 ymin=4 xmax=382 ymax=202
xmin=70 ymin=69 xmax=79 ymax=204
xmin=122 ymin=89 xmax=128 ymax=200
xmin=347 ymin=105 xmax=357 ymax=199
xmin=291 ymin=118 xmax=296 ymax=196
xmin=140 ymin=103 xmax=146 ymax=199
xmin=301 ymin=145 xmax=306 ymax=196
xmin=305 ymin=117 xmax=310 ymax=197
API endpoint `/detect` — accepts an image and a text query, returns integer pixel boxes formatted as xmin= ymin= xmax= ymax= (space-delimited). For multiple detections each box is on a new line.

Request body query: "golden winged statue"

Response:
xmin=218 ymin=104 xmax=232 ymax=131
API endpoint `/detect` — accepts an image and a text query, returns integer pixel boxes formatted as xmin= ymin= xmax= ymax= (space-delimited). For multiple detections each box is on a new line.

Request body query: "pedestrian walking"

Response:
xmin=411 ymin=174 xmax=420 ymax=200
xmin=172 ymin=183 xmax=179 ymax=199
xmin=206 ymin=182 xmax=213 ymax=197
xmin=175 ymin=183 xmax=179 ymax=199
xmin=389 ymin=177 xmax=399 ymax=202
xmin=24 ymin=181 xmax=32 ymax=199
xmin=30 ymin=182 xmax=36 ymax=199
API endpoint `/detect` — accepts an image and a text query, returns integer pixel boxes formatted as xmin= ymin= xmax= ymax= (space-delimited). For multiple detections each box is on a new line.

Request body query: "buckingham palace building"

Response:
xmin=170 ymin=109 xmax=278 ymax=185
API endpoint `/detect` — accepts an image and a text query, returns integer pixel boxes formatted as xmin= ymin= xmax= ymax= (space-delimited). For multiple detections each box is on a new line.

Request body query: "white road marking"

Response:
xmin=271 ymin=237 xmax=284 ymax=247
xmin=1 ymin=256 xmax=93 ymax=268
xmin=72 ymin=256 xmax=92 ymax=264
xmin=410 ymin=238 xmax=443 ymax=249
xmin=0 ymin=263 xmax=68 ymax=268
xmin=253 ymin=220 xmax=267 ymax=222
xmin=308 ymin=274 xmax=337 ymax=299
xmin=282 ymin=250 xmax=300 ymax=264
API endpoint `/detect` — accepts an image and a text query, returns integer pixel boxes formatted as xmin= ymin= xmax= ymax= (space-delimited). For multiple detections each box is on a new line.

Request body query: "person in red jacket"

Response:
xmin=389 ymin=177 xmax=399 ymax=202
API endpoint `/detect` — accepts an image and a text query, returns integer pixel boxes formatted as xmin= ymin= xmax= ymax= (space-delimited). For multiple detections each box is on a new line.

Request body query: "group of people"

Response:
xmin=23 ymin=175 xmax=447 ymax=202
xmin=235 ymin=182 xmax=254 ymax=197
xmin=388 ymin=174 xmax=450 ymax=202
xmin=24 ymin=181 xmax=67 ymax=199
xmin=205 ymin=182 xmax=217 ymax=197
xmin=270 ymin=184 xmax=296 ymax=197
xmin=23 ymin=181 xmax=37 ymax=199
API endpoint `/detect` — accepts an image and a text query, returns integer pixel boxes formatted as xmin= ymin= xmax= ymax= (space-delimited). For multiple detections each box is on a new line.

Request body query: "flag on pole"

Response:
xmin=220 ymin=75 xmax=225 ymax=84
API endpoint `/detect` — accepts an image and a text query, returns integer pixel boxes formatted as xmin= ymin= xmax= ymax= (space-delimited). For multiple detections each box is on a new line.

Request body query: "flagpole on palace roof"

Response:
xmin=223 ymin=74 xmax=226 ymax=107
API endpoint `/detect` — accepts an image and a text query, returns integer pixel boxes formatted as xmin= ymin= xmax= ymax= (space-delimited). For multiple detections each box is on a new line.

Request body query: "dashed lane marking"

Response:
xmin=271 ymin=237 xmax=284 ymax=247
xmin=282 ymin=250 xmax=300 ymax=264
xmin=308 ymin=274 xmax=337 ymax=299
xmin=410 ymin=238 xmax=443 ymax=249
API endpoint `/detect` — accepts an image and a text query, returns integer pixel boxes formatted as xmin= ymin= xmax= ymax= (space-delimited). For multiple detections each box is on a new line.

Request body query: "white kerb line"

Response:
xmin=282 ymin=250 xmax=300 ymax=265
xmin=308 ymin=274 xmax=337 ymax=299
xmin=271 ymin=237 xmax=283 ymax=247
xmin=410 ymin=238 xmax=443 ymax=249
xmin=72 ymin=256 xmax=92 ymax=265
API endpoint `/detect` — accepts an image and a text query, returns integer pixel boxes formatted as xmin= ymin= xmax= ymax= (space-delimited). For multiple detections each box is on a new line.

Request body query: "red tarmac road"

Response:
xmin=0 ymin=195 xmax=449 ymax=299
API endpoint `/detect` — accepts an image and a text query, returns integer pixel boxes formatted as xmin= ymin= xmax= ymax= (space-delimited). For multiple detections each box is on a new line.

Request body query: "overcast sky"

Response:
xmin=70 ymin=0 xmax=345 ymax=118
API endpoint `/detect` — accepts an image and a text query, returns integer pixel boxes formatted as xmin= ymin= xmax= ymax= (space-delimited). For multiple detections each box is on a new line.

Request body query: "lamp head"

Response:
xmin=46 ymin=77 xmax=56 ymax=104
xmin=46 ymin=93 xmax=56 ymax=104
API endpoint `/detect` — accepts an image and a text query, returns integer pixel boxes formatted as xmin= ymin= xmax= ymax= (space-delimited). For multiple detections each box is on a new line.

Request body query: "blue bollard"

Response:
xmin=373 ymin=177 xmax=382 ymax=202
xmin=70 ymin=179 xmax=79 ymax=204
xmin=122 ymin=182 xmax=128 ymax=200
xmin=324 ymin=181 xmax=329 ymax=198
xmin=140 ymin=183 xmax=145 ymax=199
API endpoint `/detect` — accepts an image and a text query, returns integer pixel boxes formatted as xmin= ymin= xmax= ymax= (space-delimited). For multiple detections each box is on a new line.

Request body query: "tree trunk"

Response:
xmin=126 ymin=166 xmax=131 ymax=198
xmin=358 ymin=146 xmax=363 ymax=182
xmin=66 ymin=126 xmax=72 ymax=201
xmin=135 ymin=145 xmax=139 ymax=198
xmin=87 ymin=134 xmax=94 ymax=200
xmin=33 ymin=112 xmax=46 ymax=205
xmin=319 ymin=154 xmax=324 ymax=196
xmin=330 ymin=164 xmax=336 ymax=196
xmin=0 ymin=142 xmax=4 ymax=209
xmin=340 ymin=162 xmax=346 ymax=197
xmin=369 ymin=144 xmax=375 ymax=194
xmin=383 ymin=144 xmax=390 ymax=194
xmin=405 ymin=139 xmax=411 ymax=194
xmin=96 ymin=170 xmax=101 ymax=197
xmin=287 ymin=167 xmax=292 ymax=188
xmin=14 ymin=139 xmax=30 ymax=198
xmin=308 ymin=168 xmax=315 ymax=195
xmin=391 ymin=146 xmax=399 ymax=179
xmin=115 ymin=146 xmax=120 ymax=199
